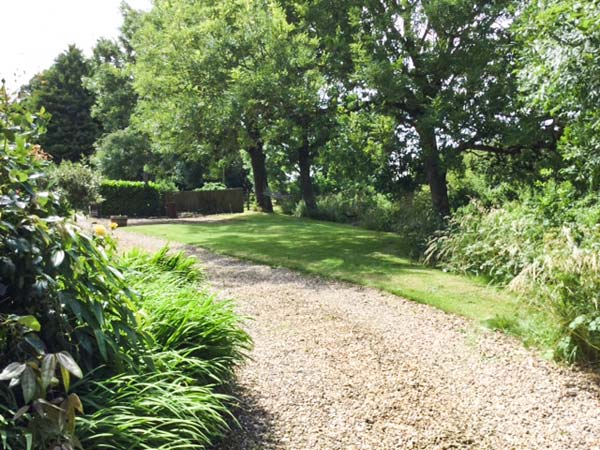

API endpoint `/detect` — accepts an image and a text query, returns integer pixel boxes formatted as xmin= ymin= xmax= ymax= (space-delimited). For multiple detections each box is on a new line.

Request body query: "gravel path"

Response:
xmin=112 ymin=225 xmax=600 ymax=450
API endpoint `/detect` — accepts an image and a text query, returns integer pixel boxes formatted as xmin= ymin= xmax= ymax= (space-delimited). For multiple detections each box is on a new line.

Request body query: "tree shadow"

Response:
xmin=215 ymin=385 xmax=278 ymax=450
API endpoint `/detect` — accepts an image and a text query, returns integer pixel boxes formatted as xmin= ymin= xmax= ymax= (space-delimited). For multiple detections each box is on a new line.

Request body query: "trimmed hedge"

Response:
xmin=99 ymin=180 xmax=165 ymax=217
xmin=165 ymin=189 xmax=244 ymax=215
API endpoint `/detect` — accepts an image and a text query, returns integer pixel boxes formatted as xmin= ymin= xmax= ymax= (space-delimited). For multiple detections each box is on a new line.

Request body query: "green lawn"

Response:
xmin=127 ymin=212 xmax=531 ymax=327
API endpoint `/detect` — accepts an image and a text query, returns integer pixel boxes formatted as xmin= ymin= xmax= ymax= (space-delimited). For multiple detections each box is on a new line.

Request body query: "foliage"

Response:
xmin=79 ymin=371 xmax=232 ymax=450
xmin=133 ymin=0 xmax=323 ymax=212
xmin=425 ymin=200 xmax=541 ymax=285
xmin=427 ymin=182 xmax=600 ymax=362
xmin=93 ymin=127 xmax=151 ymax=181
xmin=121 ymin=249 xmax=251 ymax=382
xmin=99 ymin=179 xmax=168 ymax=217
xmin=0 ymin=349 xmax=84 ymax=450
xmin=85 ymin=36 xmax=137 ymax=134
xmin=21 ymin=45 xmax=100 ymax=162
xmin=79 ymin=248 xmax=251 ymax=449
xmin=195 ymin=182 xmax=227 ymax=192
xmin=0 ymin=81 xmax=143 ymax=449
xmin=517 ymin=0 xmax=600 ymax=190
xmin=49 ymin=160 xmax=103 ymax=211
xmin=509 ymin=226 xmax=600 ymax=363
xmin=2 ymin=82 xmax=249 ymax=448
xmin=347 ymin=0 xmax=555 ymax=216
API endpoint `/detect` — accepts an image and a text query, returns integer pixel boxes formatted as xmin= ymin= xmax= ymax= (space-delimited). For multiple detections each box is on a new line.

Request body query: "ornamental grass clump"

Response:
xmin=120 ymin=248 xmax=252 ymax=384
xmin=510 ymin=226 xmax=600 ymax=362
xmin=76 ymin=248 xmax=251 ymax=449
xmin=427 ymin=188 xmax=600 ymax=363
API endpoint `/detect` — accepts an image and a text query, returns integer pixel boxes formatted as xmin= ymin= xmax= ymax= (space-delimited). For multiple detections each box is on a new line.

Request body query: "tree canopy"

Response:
xmin=21 ymin=45 xmax=100 ymax=162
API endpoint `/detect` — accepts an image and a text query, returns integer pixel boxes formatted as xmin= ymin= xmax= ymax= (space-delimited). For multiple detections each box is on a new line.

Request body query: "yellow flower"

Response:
xmin=110 ymin=222 xmax=118 ymax=230
xmin=94 ymin=225 xmax=107 ymax=236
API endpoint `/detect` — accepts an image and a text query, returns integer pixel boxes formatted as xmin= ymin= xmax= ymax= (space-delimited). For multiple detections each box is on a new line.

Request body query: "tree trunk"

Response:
xmin=248 ymin=144 xmax=273 ymax=213
xmin=415 ymin=122 xmax=450 ymax=218
xmin=298 ymin=144 xmax=317 ymax=212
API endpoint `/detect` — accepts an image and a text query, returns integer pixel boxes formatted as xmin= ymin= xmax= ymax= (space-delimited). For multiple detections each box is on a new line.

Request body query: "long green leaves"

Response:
xmin=79 ymin=372 xmax=232 ymax=450
xmin=78 ymin=248 xmax=251 ymax=449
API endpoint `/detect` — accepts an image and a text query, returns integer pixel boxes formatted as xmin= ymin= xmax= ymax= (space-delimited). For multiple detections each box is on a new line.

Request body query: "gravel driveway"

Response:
xmin=113 ymin=226 xmax=600 ymax=450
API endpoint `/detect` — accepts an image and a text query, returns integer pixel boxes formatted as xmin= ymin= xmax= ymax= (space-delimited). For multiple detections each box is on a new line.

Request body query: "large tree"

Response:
xmin=21 ymin=45 xmax=100 ymax=162
xmin=85 ymin=4 xmax=154 ymax=182
xmin=133 ymin=0 xmax=321 ymax=211
xmin=347 ymin=0 xmax=557 ymax=217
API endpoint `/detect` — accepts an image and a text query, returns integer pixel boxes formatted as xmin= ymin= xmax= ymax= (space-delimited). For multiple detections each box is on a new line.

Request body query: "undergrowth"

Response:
xmin=77 ymin=248 xmax=252 ymax=449
xmin=427 ymin=182 xmax=600 ymax=363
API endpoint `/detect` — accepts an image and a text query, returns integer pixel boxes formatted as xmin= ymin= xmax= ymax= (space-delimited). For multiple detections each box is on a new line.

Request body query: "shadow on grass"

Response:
xmin=130 ymin=213 xmax=520 ymax=320
xmin=215 ymin=385 xmax=277 ymax=450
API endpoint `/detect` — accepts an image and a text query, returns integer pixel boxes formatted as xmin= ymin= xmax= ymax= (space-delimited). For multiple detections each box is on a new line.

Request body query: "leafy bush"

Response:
xmin=297 ymin=187 xmax=442 ymax=257
xmin=0 ymin=83 xmax=144 ymax=449
xmin=93 ymin=127 xmax=151 ymax=181
xmin=99 ymin=179 xmax=169 ymax=217
xmin=49 ymin=159 xmax=103 ymax=210
xmin=195 ymin=182 xmax=227 ymax=191
xmin=276 ymin=194 xmax=299 ymax=215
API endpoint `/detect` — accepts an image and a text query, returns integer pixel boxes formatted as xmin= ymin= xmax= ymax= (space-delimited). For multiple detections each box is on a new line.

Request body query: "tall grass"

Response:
xmin=425 ymin=200 xmax=542 ymax=284
xmin=428 ymin=187 xmax=600 ymax=363
xmin=120 ymin=248 xmax=251 ymax=382
xmin=79 ymin=371 xmax=232 ymax=450
xmin=510 ymin=226 xmax=600 ymax=362
xmin=78 ymin=248 xmax=251 ymax=448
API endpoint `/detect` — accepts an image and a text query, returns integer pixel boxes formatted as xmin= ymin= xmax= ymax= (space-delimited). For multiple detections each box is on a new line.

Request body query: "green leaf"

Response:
xmin=60 ymin=365 xmax=70 ymax=393
xmin=24 ymin=334 xmax=45 ymax=355
xmin=41 ymin=354 xmax=56 ymax=390
xmin=94 ymin=329 xmax=108 ymax=360
xmin=51 ymin=250 xmax=65 ymax=268
xmin=16 ymin=316 xmax=41 ymax=332
xmin=56 ymin=352 xmax=83 ymax=379
xmin=0 ymin=362 xmax=26 ymax=381
xmin=13 ymin=405 xmax=29 ymax=420
xmin=21 ymin=366 xmax=36 ymax=403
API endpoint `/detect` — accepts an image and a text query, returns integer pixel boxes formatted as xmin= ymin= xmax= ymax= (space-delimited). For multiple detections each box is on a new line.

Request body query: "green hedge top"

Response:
xmin=100 ymin=180 xmax=169 ymax=217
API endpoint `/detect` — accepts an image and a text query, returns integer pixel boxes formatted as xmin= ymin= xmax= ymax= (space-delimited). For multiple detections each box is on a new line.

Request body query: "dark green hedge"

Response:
xmin=99 ymin=180 xmax=165 ymax=217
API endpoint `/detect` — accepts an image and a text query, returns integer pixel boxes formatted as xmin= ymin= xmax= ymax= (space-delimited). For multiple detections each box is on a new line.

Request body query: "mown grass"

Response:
xmin=127 ymin=213 xmax=555 ymax=346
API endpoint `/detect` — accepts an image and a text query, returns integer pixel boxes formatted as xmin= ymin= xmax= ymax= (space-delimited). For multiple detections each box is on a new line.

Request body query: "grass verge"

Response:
xmin=127 ymin=213 xmax=557 ymax=348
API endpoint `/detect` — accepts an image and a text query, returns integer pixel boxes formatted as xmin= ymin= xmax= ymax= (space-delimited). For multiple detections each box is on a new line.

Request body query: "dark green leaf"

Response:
xmin=21 ymin=366 xmax=36 ymax=403
xmin=41 ymin=354 xmax=56 ymax=389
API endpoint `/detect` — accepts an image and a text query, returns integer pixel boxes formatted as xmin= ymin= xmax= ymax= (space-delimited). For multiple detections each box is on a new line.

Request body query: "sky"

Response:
xmin=1 ymin=0 xmax=152 ymax=91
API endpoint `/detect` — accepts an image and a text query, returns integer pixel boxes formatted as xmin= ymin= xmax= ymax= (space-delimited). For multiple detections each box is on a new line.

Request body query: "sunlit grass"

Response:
xmin=126 ymin=213 xmax=534 ymax=325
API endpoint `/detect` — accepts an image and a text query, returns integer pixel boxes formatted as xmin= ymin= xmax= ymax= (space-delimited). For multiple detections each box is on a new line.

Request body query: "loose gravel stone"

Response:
xmin=112 ymin=223 xmax=600 ymax=450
